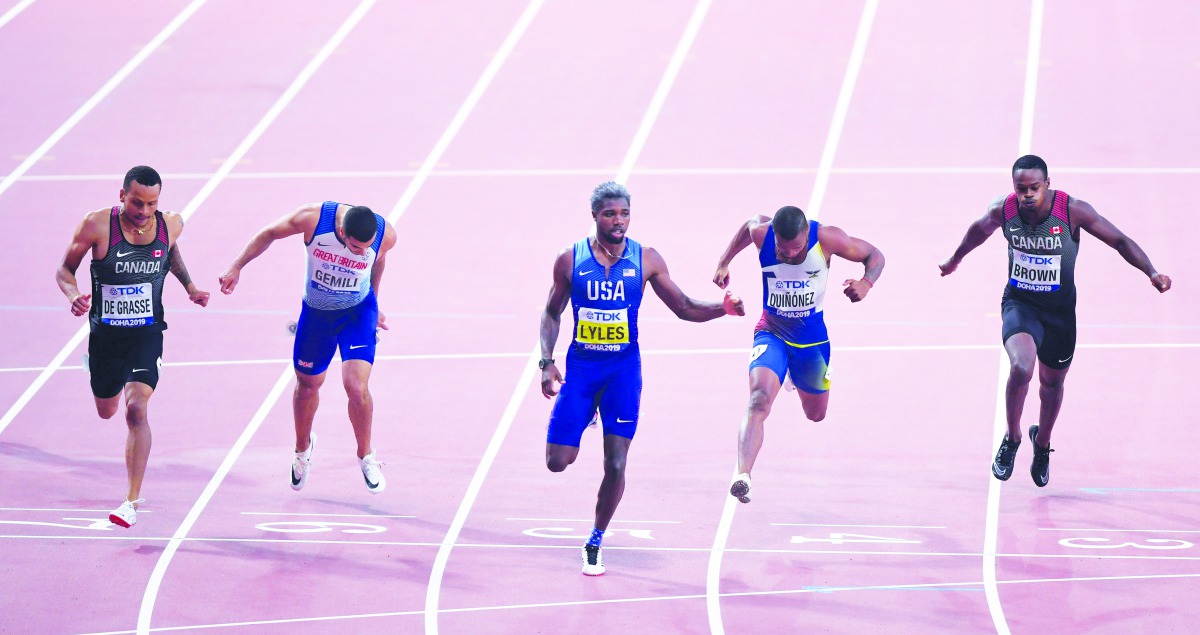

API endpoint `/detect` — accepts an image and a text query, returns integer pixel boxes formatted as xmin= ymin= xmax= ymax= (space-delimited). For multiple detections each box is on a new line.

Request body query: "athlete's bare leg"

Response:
xmin=94 ymin=395 xmax=120 ymax=420
xmin=122 ymin=382 xmax=154 ymax=505
xmin=738 ymin=367 xmax=783 ymax=475
xmin=1003 ymin=332 xmax=1039 ymax=442
xmin=797 ymin=389 xmax=829 ymax=422
xmin=546 ymin=442 xmax=580 ymax=472
xmin=1035 ymin=363 xmax=1069 ymax=446
xmin=342 ymin=359 xmax=374 ymax=459
xmin=294 ymin=370 xmax=325 ymax=453
xmin=594 ymin=434 xmax=631 ymax=533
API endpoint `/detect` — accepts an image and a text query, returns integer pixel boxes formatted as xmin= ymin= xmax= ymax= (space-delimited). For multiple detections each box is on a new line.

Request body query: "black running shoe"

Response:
xmin=1029 ymin=425 xmax=1054 ymax=487
xmin=582 ymin=544 xmax=605 ymax=576
xmin=991 ymin=434 xmax=1020 ymax=481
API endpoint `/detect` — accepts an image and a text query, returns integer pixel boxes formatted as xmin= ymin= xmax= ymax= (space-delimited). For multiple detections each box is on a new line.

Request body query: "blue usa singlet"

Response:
xmin=569 ymin=237 xmax=644 ymax=360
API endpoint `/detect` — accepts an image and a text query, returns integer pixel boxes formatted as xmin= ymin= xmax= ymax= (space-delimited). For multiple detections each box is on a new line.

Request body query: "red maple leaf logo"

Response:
xmin=1051 ymin=226 xmax=1061 ymax=235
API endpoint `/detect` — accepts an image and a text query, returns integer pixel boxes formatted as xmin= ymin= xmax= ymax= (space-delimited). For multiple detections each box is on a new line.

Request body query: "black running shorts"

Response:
xmin=1000 ymin=297 xmax=1076 ymax=370
xmin=87 ymin=329 xmax=164 ymax=398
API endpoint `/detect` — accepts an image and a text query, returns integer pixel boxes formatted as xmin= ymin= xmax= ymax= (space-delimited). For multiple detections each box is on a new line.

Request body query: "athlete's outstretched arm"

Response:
xmin=167 ymin=244 xmax=210 ymax=307
xmin=820 ymin=225 xmax=885 ymax=302
xmin=713 ymin=215 xmax=769 ymax=288
xmin=1073 ymin=199 xmax=1171 ymax=292
xmin=55 ymin=211 xmax=103 ymax=316
xmin=940 ymin=198 xmax=1005 ymax=276
xmin=539 ymin=250 xmax=573 ymax=398
xmin=219 ymin=204 xmax=318 ymax=294
xmin=648 ymin=247 xmax=745 ymax=322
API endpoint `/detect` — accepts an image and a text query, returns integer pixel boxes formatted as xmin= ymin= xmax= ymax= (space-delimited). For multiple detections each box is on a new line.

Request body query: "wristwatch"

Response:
xmin=538 ymin=358 xmax=555 ymax=369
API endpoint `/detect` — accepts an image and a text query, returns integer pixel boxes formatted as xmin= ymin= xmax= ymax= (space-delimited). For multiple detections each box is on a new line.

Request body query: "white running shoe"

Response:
xmin=358 ymin=451 xmax=386 ymax=494
xmin=582 ymin=544 xmax=605 ymax=576
xmin=291 ymin=433 xmax=316 ymax=491
xmin=730 ymin=473 xmax=752 ymax=504
xmin=109 ymin=498 xmax=145 ymax=528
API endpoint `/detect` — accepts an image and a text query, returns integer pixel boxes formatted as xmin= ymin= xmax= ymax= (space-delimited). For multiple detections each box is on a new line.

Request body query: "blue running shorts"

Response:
xmin=547 ymin=344 xmax=643 ymax=447
xmin=748 ymin=330 xmax=831 ymax=394
xmin=293 ymin=292 xmax=379 ymax=375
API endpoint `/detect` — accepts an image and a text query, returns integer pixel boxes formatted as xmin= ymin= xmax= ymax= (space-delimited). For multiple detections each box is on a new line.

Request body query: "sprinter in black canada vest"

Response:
xmin=940 ymin=155 xmax=1171 ymax=487
xmin=55 ymin=166 xmax=210 ymax=527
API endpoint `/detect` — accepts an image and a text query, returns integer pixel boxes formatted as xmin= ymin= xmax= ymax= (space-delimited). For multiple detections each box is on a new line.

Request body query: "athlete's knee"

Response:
xmin=546 ymin=455 xmax=573 ymax=472
xmin=805 ymin=406 xmax=827 ymax=423
xmin=295 ymin=377 xmax=322 ymax=398
xmin=343 ymin=380 xmax=370 ymax=405
xmin=124 ymin=399 xmax=149 ymax=426
xmin=1040 ymin=372 xmax=1067 ymax=391
xmin=603 ymin=453 xmax=626 ymax=479
xmin=747 ymin=388 xmax=774 ymax=416
xmin=96 ymin=402 xmax=119 ymax=420
xmin=1008 ymin=358 xmax=1035 ymax=385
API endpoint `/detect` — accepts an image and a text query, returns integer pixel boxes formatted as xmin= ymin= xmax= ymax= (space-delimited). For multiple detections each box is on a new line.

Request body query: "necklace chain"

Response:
xmin=121 ymin=209 xmax=152 ymax=235
xmin=594 ymin=237 xmax=620 ymax=260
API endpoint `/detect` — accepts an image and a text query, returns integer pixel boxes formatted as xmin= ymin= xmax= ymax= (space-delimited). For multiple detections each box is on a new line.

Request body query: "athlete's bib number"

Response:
xmin=310 ymin=263 xmax=365 ymax=295
xmin=100 ymin=283 xmax=154 ymax=327
xmin=767 ymin=278 xmax=816 ymax=318
xmin=1010 ymin=249 xmax=1061 ymax=292
xmin=576 ymin=307 xmax=629 ymax=349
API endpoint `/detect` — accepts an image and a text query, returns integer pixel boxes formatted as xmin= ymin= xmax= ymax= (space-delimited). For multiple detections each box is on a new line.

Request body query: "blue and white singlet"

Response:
xmin=755 ymin=222 xmax=829 ymax=347
xmin=303 ymin=201 xmax=385 ymax=310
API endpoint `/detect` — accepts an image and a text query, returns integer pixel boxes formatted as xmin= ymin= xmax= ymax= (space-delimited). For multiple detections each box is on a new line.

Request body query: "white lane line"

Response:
xmin=706 ymin=1 xmax=878 ymax=632
xmin=134 ymin=364 xmax=294 ymax=634
xmin=983 ymin=352 xmax=1010 ymax=635
xmin=409 ymin=2 xmax=546 ymax=633
xmin=984 ymin=2 xmax=1044 ymax=633
xmin=72 ymin=570 xmax=1200 ymax=635
xmin=615 ymin=0 xmax=714 ymax=184
xmin=424 ymin=349 xmax=540 ymax=633
xmin=0 ymin=0 xmax=36 ymax=30
xmin=133 ymin=3 xmax=381 ymax=632
xmin=505 ymin=517 xmax=682 ymax=524
xmin=387 ymin=1 xmax=545 ymax=226
xmin=9 ymin=532 xmax=1200 ymax=562
xmin=3 ymin=341 xmax=1195 ymax=374
xmin=0 ymin=326 xmax=89 ymax=436
xmin=771 ymin=523 xmax=946 ymax=529
xmin=422 ymin=2 xmax=711 ymax=634
xmin=0 ymin=507 xmax=150 ymax=513
xmin=0 ymin=0 xmax=208 ymax=198
xmin=1037 ymin=528 xmax=1200 ymax=534
xmin=1018 ymin=0 xmax=1045 ymax=158
xmin=239 ymin=512 xmax=415 ymax=518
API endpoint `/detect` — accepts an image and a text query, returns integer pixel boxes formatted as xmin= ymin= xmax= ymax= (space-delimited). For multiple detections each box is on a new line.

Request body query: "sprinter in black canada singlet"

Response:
xmin=56 ymin=166 xmax=210 ymax=527
xmin=940 ymin=155 xmax=1171 ymax=487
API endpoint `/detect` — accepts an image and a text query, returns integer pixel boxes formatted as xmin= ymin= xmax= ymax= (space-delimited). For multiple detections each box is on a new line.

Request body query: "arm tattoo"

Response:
xmin=168 ymin=244 xmax=193 ymax=288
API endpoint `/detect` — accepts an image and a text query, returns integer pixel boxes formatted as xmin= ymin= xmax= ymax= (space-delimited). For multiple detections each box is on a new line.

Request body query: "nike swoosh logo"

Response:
xmin=1058 ymin=356 xmax=1072 ymax=363
xmin=349 ymin=344 xmax=368 ymax=350
xmin=318 ymin=242 xmax=332 ymax=247
xmin=579 ymin=269 xmax=595 ymax=276
xmin=616 ymin=418 xmax=634 ymax=423
xmin=116 ymin=250 xmax=133 ymax=257
xmin=132 ymin=368 xmax=148 ymax=373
